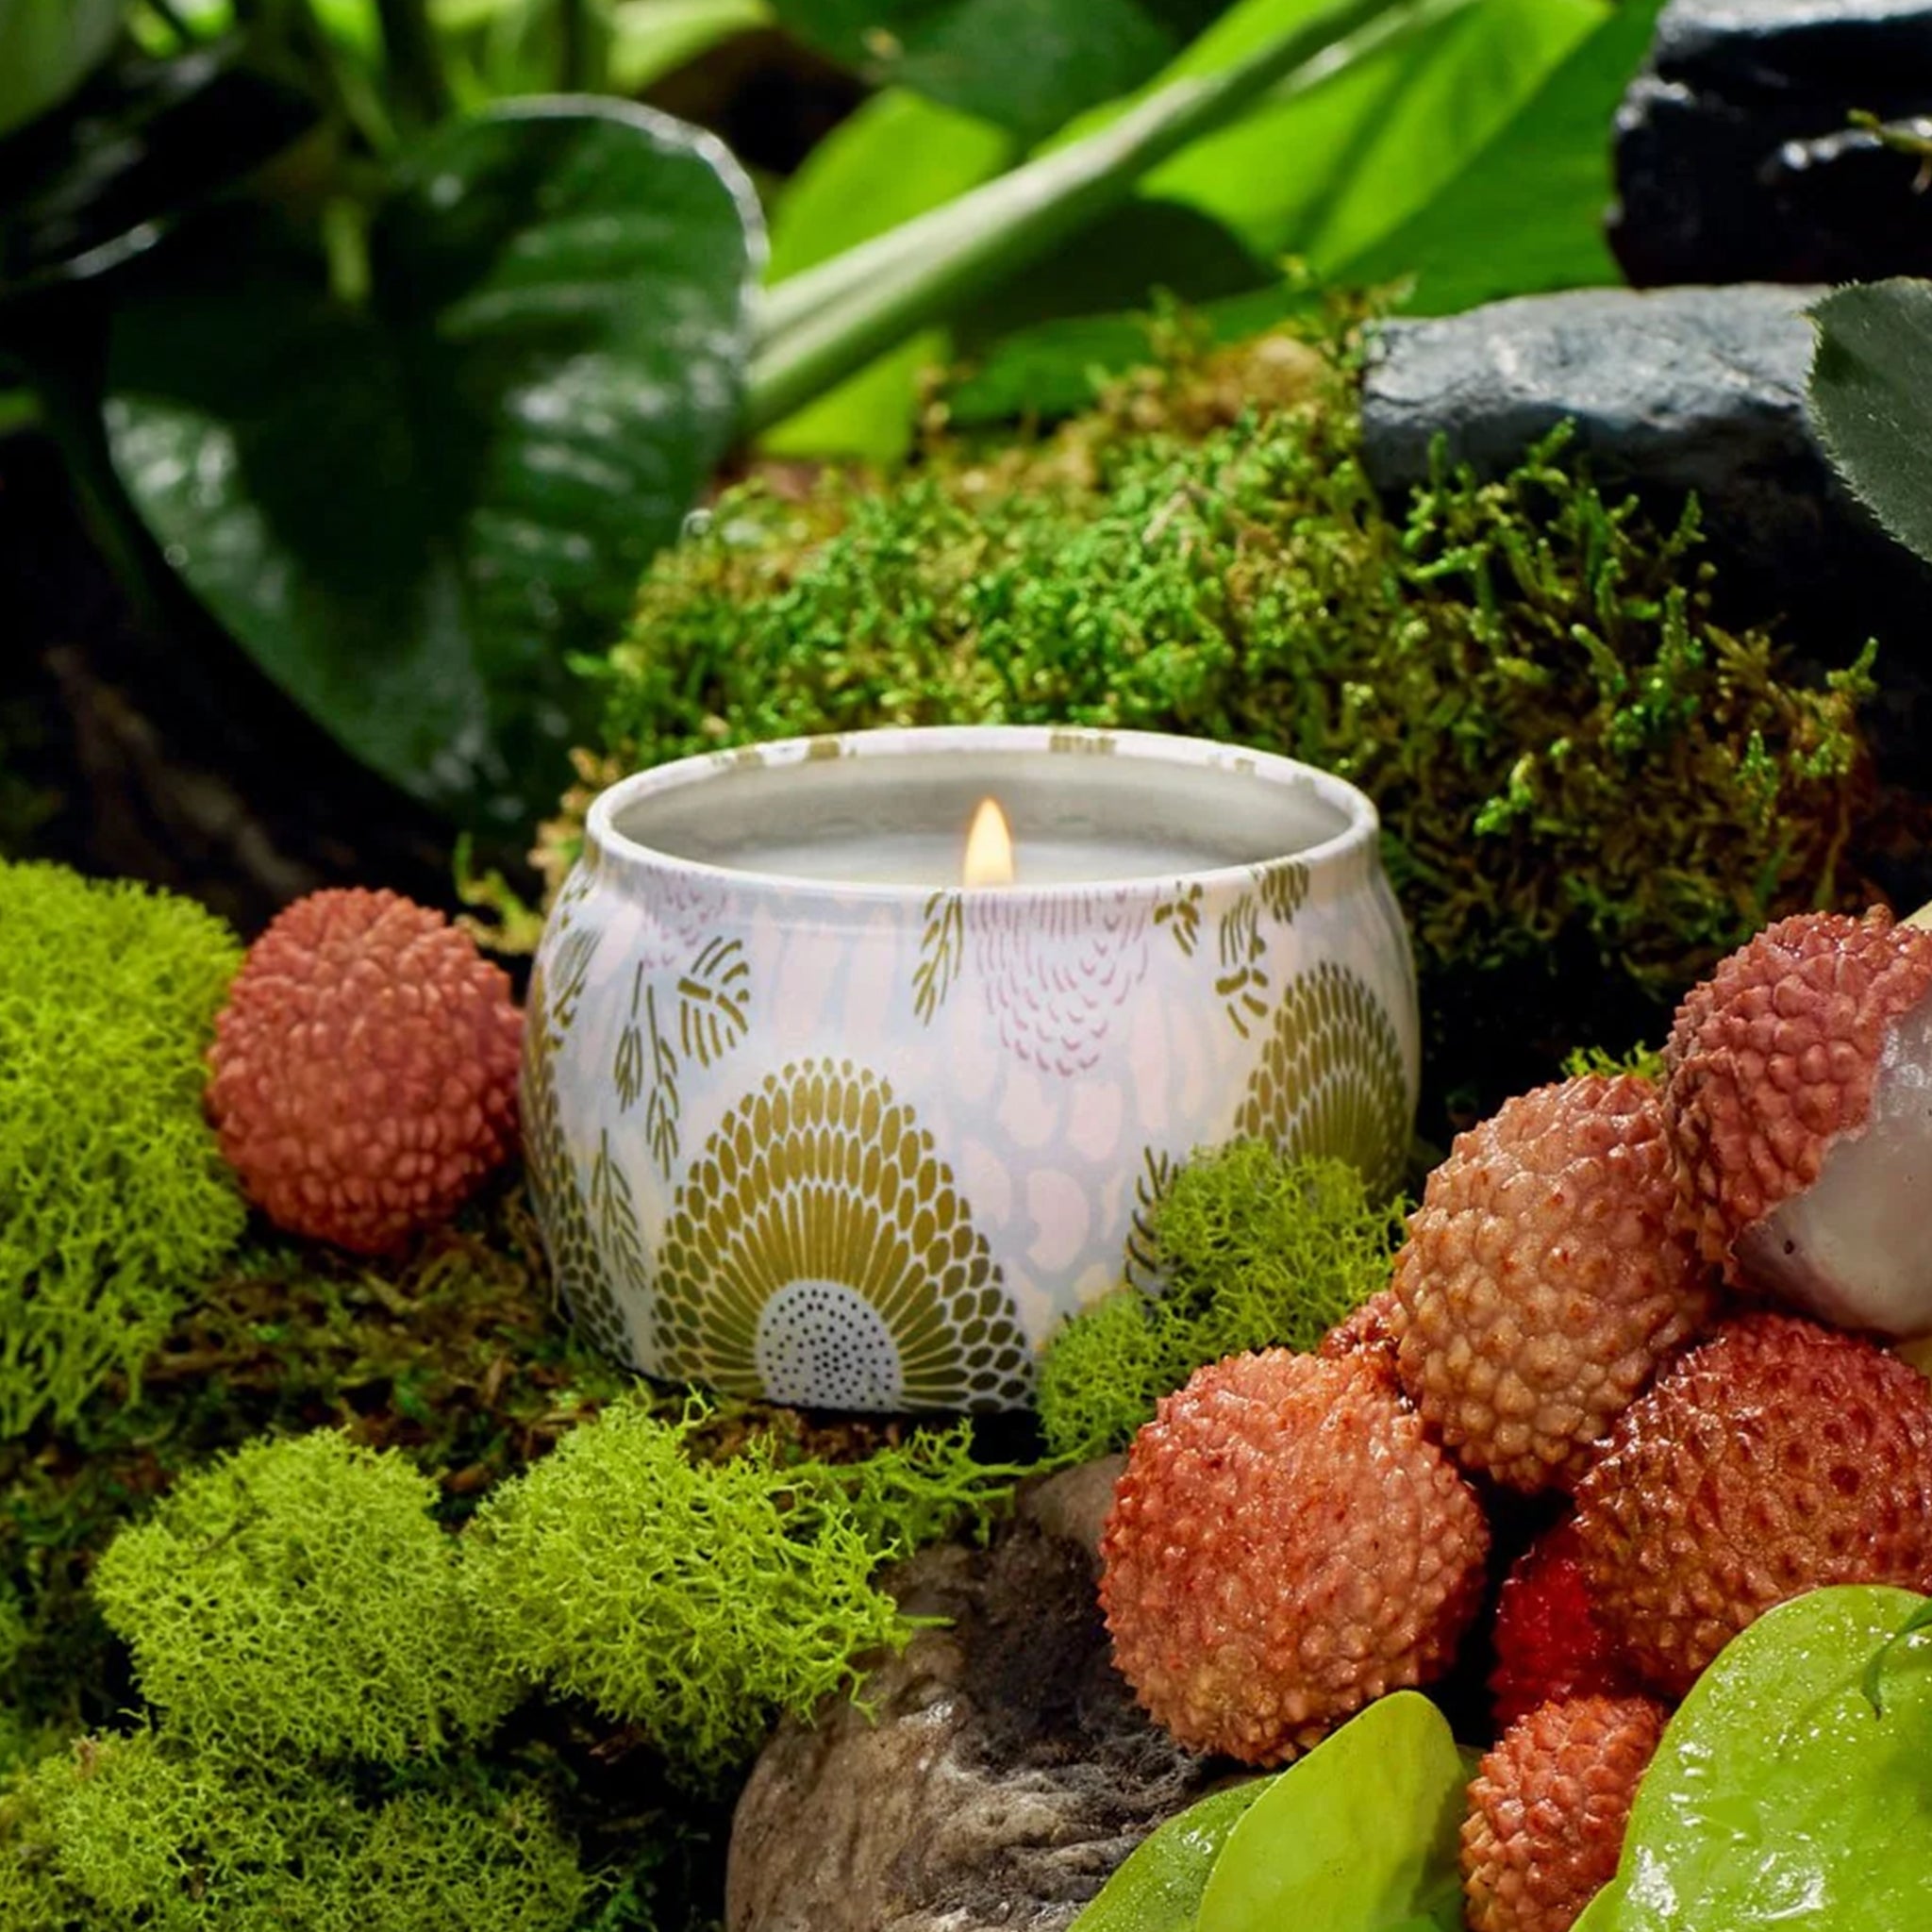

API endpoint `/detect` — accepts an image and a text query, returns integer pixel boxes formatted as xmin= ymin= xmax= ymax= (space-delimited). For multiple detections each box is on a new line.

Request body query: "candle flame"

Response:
xmin=962 ymin=797 xmax=1015 ymax=887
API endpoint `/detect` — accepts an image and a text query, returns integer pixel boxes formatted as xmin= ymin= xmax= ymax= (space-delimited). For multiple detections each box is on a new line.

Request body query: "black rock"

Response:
xmin=1360 ymin=284 xmax=1846 ymax=596
xmin=1611 ymin=0 xmax=1932 ymax=287
xmin=725 ymin=1457 xmax=1234 ymax=1932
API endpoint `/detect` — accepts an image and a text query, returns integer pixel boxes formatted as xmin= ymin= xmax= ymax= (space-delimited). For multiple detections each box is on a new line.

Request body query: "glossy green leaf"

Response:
xmin=1130 ymin=0 xmax=1604 ymax=269
xmin=767 ymin=0 xmax=1234 ymax=143
xmin=1197 ymin=1691 xmax=1465 ymax=1932
xmin=0 ymin=0 xmax=121 ymax=137
xmin=105 ymin=100 xmax=760 ymax=834
xmin=1807 ymin=279 xmax=1932 ymax=567
xmin=1573 ymin=1588 xmax=1932 ymax=1932
xmin=1336 ymin=0 xmax=1666 ymax=310
xmin=1071 ymin=1780 xmax=1264 ymax=1932
xmin=761 ymin=87 xmax=1013 ymax=458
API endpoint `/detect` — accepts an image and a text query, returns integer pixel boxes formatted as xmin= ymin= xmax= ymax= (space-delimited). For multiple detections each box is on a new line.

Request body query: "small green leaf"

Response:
xmin=105 ymin=100 xmax=760 ymax=834
xmin=1070 ymin=1779 xmax=1264 ymax=1932
xmin=1574 ymin=1587 xmax=1932 ymax=1932
xmin=1197 ymin=1691 xmax=1466 ymax=1931
xmin=1808 ymin=278 xmax=1932 ymax=566
xmin=0 ymin=0 xmax=121 ymax=137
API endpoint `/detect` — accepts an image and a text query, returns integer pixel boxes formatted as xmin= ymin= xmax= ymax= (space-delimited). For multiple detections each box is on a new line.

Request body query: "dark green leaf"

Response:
xmin=0 ymin=48 xmax=319 ymax=305
xmin=1336 ymin=0 xmax=1667 ymax=310
xmin=1574 ymin=1588 xmax=1932 ymax=1932
xmin=768 ymin=0 xmax=1234 ymax=142
xmin=0 ymin=0 xmax=121 ymax=137
xmin=1808 ymin=278 xmax=1932 ymax=566
xmin=105 ymin=101 xmax=759 ymax=833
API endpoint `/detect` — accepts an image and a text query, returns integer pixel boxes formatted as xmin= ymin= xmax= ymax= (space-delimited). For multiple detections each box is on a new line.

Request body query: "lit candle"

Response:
xmin=962 ymin=798 xmax=1015 ymax=887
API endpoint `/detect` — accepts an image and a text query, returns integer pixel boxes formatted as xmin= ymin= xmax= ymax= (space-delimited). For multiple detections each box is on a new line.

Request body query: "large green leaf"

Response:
xmin=105 ymin=100 xmax=760 ymax=833
xmin=1335 ymin=0 xmax=1666 ymax=309
xmin=1128 ymin=0 xmax=1604 ymax=268
xmin=761 ymin=87 xmax=1013 ymax=458
xmin=1196 ymin=1691 xmax=1465 ymax=1931
xmin=1574 ymin=1588 xmax=1932 ymax=1932
xmin=768 ymin=0 xmax=1235 ymax=143
xmin=1069 ymin=1780 xmax=1264 ymax=1932
xmin=1807 ymin=278 xmax=1932 ymax=567
xmin=0 ymin=0 xmax=121 ymax=137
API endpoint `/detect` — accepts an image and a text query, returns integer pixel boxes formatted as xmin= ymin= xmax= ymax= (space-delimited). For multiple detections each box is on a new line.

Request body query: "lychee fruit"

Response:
xmin=1098 ymin=1348 xmax=1488 ymax=1764
xmin=1390 ymin=1074 xmax=1713 ymax=1492
xmin=207 ymin=889 xmax=523 ymax=1255
xmin=1316 ymin=1284 xmax=1404 ymax=1393
xmin=1488 ymin=1518 xmax=1638 ymax=1730
xmin=1662 ymin=907 xmax=1932 ymax=1335
xmin=1573 ymin=1312 xmax=1932 ymax=1696
xmin=1461 ymin=1692 xmax=1666 ymax=1932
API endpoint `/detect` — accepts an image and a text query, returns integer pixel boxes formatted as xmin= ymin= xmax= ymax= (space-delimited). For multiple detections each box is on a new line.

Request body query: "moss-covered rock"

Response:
xmin=576 ymin=333 xmax=1880 ymax=1124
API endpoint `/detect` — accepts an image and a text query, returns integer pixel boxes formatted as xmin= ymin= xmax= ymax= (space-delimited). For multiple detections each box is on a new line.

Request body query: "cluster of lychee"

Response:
xmin=1098 ymin=908 xmax=1932 ymax=1932
xmin=205 ymin=889 xmax=523 ymax=1255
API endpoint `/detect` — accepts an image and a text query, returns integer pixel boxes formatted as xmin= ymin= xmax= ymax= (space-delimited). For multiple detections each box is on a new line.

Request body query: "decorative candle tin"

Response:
xmin=523 ymin=726 xmax=1419 ymax=1412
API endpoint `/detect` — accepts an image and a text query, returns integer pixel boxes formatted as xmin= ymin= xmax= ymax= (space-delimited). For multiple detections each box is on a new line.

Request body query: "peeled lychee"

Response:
xmin=1098 ymin=1348 xmax=1488 ymax=1764
xmin=207 ymin=889 xmax=522 ymax=1255
xmin=1488 ymin=1518 xmax=1637 ymax=1731
xmin=1390 ymin=1074 xmax=1713 ymax=1492
xmin=1461 ymin=1693 xmax=1666 ymax=1932
xmin=1573 ymin=1312 xmax=1932 ymax=1696
xmin=1663 ymin=907 xmax=1932 ymax=1334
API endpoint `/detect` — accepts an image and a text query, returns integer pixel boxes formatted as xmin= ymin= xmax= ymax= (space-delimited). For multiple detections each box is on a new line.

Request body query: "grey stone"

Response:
xmin=725 ymin=1461 xmax=1225 ymax=1932
xmin=1610 ymin=0 xmax=1932 ymax=287
xmin=1359 ymin=283 xmax=1845 ymax=593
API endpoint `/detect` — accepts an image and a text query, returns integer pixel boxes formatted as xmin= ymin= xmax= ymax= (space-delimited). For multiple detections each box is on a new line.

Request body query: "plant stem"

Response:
xmin=744 ymin=0 xmax=1476 ymax=432
xmin=374 ymin=0 xmax=451 ymax=127
xmin=141 ymin=0 xmax=201 ymax=44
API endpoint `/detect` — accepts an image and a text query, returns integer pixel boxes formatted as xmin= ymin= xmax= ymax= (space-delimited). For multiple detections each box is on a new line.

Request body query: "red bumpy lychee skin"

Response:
xmin=1663 ymin=908 xmax=1932 ymax=1329
xmin=1316 ymin=1284 xmax=1405 ymax=1394
xmin=1390 ymin=1074 xmax=1713 ymax=1492
xmin=1461 ymin=1693 xmax=1666 ymax=1932
xmin=1489 ymin=1518 xmax=1638 ymax=1731
xmin=207 ymin=889 xmax=523 ymax=1255
xmin=1098 ymin=1348 xmax=1489 ymax=1765
xmin=1573 ymin=1312 xmax=1932 ymax=1697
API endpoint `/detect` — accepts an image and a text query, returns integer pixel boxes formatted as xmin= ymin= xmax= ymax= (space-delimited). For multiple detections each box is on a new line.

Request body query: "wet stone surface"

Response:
xmin=726 ymin=1457 xmax=1229 ymax=1932
xmin=1609 ymin=0 xmax=1932 ymax=289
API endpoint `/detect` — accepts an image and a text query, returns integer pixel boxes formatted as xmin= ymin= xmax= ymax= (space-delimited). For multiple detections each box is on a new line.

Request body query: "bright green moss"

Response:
xmin=1560 ymin=1041 xmax=1667 ymax=1084
xmin=0 ymin=1729 xmax=587 ymax=1932
xmin=91 ymin=1431 xmax=516 ymax=1766
xmin=459 ymin=1396 xmax=1018 ymax=1785
xmin=1037 ymin=1143 xmax=1406 ymax=1461
xmin=0 ymin=861 xmax=245 ymax=1436
xmin=585 ymin=347 xmax=1874 ymax=1114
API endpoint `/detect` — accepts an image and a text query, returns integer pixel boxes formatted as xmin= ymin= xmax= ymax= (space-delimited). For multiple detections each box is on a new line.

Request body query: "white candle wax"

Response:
xmin=611 ymin=743 xmax=1347 ymax=891
xmin=734 ymin=832 xmax=1229 ymax=888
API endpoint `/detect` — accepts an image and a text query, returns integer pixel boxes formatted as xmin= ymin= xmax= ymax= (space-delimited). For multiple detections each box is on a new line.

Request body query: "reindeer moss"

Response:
xmin=459 ymin=1396 xmax=1021 ymax=1786
xmin=91 ymin=1431 xmax=516 ymax=1767
xmin=1037 ymin=1144 xmax=1405 ymax=1461
xmin=581 ymin=339 xmax=1875 ymax=1113
xmin=0 ymin=862 xmax=245 ymax=1436
xmin=0 ymin=1730 xmax=588 ymax=1932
